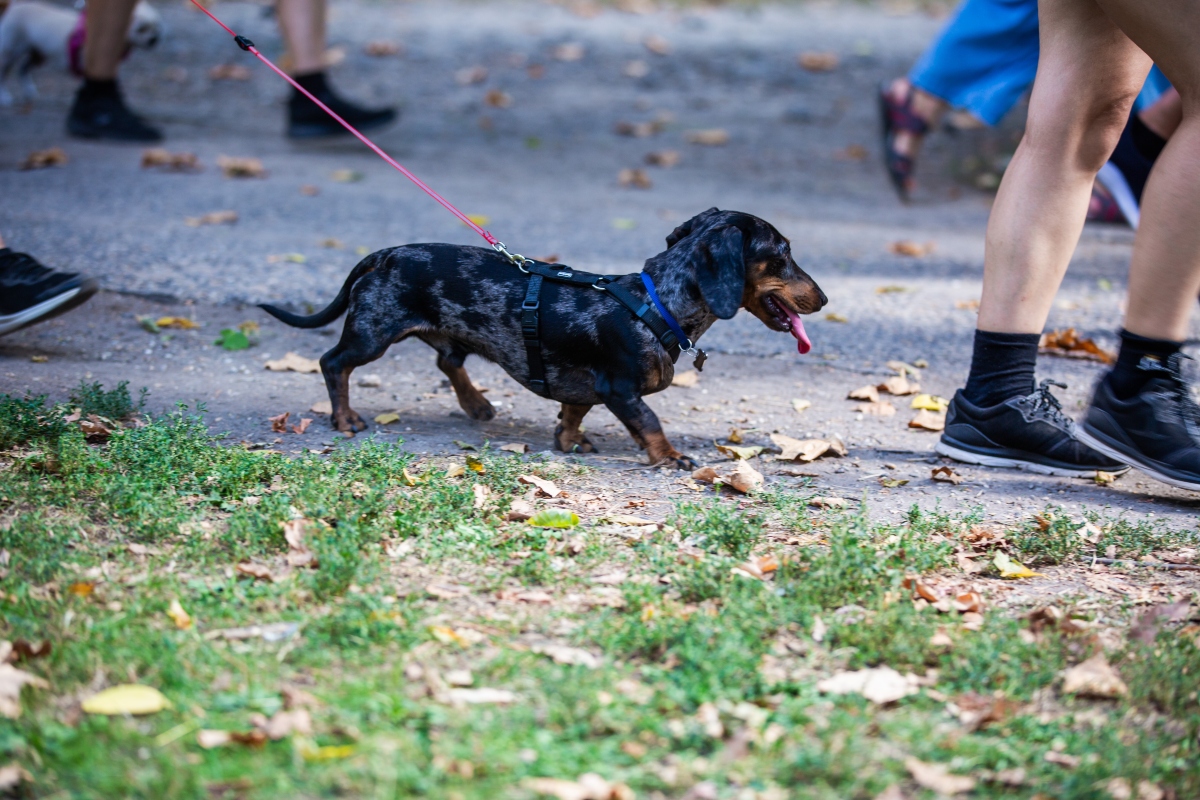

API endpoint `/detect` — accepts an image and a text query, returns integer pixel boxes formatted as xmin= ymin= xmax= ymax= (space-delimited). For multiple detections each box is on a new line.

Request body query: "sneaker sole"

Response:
xmin=287 ymin=113 xmax=398 ymax=140
xmin=934 ymin=440 xmax=1128 ymax=479
xmin=1076 ymin=426 xmax=1200 ymax=492
xmin=1096 ymin=162 xmax=1140 ymax=230
xmin=0 ymin=281 xmax=97 ymax=336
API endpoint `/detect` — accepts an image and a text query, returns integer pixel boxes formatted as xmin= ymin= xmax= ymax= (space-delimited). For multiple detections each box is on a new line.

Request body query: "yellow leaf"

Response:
xmin=374 ymin=412 xmax=400 ymax=425
xmin=301 ymin=743 xmax=356 ymax=761
xmin=155 ymin=316 xmax=199 ymax=330
xmin=167 ymin=599 xmax=193 ymax=630
xmin=81 ymin=685 xmax=171 ymax=715
xmin=824 ymin=312 xmax=848 ymax=323
xmin=911 ymin=394 xmax=949 ymax=412
xmin=466 ymin=214 xmax=490 ymax=227
xmin=400 ymin=468 xmax=420 ymax=486
xmin=465 ymin=455 xmax=485 ymax=473
xmin=791 ymin=399 xmax=812 ymax=413
xmin=445 ymin=464 xmax=466 ymax=478
xmin=993 ymin=551 xmax=1041 ymax=579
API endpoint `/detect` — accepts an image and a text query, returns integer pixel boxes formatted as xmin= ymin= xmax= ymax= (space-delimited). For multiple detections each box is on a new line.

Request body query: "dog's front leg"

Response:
xmin=436 ymin=352 xmax=496 ymax=421
xmin=603 ymin=393 xmax=695 ymax=469
xmin=554 ymin=404 xmax=596 ymax=454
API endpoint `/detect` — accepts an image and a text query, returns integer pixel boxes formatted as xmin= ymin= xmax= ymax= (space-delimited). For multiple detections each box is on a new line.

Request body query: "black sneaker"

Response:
xmin=67 ymin=81 xmax=163 ymax=142
xmin=0 ymin=249 xmax=99 ymax=336
xmin=1077 ymin=355 xmax=1200 ymax=491
xmin=935 ymin=380 xmax=1129 ymax=478
xmin=287 ymin=84 xmax=397 ymax=139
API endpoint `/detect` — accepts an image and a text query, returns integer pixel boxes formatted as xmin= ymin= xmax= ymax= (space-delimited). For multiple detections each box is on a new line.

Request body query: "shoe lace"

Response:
xmin=0 ymin=251 xmax=53 ymax=285
xmin=1027 ymin=379 xmax=1074 ymax=428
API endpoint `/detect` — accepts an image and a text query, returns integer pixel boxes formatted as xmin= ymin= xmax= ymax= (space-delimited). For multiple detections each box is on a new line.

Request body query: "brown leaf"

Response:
xmin=484 ymin=89 xmax=512 ymax=108
xmin=644 ymin=149 xmax=681 ymax=168
xmin=253 ymin=708 xmax=313 ymax=740
xmin=19 ymin=148 xmax=68 ymax=170
xmin=614 ymin=120 xmax=660 ymax=138
xmin=956 ymin=551 xmax=985 ymax=574
xmin=848 ymin=385 xmax=880 ymax=402
xmin=904 ymin=758 xmax=976 ymax=795
xmin=877 ymin=375 xmax=918 ymax=396
xmin=809 ymin=496 xmax=848 ymax=509
xmin=727 ymin=460 xmax=763 ymax=493
xmin=472 ymin=483 xmax=491 ymax=510
xmin=692 ymin=466 xmax=720 ymax=483
xmin=216 ymin=156 xmax=266 ymax=178
xmin=283 ymin=519 xmax=318 ymax=568
xmin=671 ymin=369 xmax=699 ymax=388
xmin=770 ymin=434 xmax=845 ymax=462
xmin=1039 ymin=328 xmax=1115 ymax=364
xmin=643 ymin=34 xmax=671 ymax=55
xmin=264 ymin=352 xmax=321 ymax=373
xmin=269 ymin=412 xmax=290 ymax=433
xmin=954 ymin=591 xmax=984 ymax=613
xmin=167 ymin=599 xmax=193 ymax=630
xmin=519 ymin=474 xmax=563 ymax=497
xmin=909 ymin=410 xmax=946 ymax=431
xmin=235 ymin=562 xmax=275 ymax=582
xmin=818 ymin=667 xmax=918 ymax=704
xmin=197 ymin=729 xmax=268 ymax=749
xmin=185 ymin=210 xmax=238 ymax=227
xmin=1062 ymin=653 xmax=1127 ymax=698
xmin=1128 ymin=601 xmax=1191 ymax=645
xmin=0 ymin=764 xmax=32 ymax=792
xmin=931 ymin=466 xmax=964 ymax=485
xmin=524 ymin=773 xmax=632 ymax=800
xmin=856 ymin=401 xmax=896 ymax=417
xmin=506 ymin=499 xmax=536 ymax=521
xmin=365 ymin=40 xmax=402 ymax=57
xmin=685 ymin=129 xmax=730 ymax=146
xmin=0 ymin=664 xmax=49 ymax=718
xmin=208 ymin=63 xmax=251 ymax=81
xmin=10 ymin=640 xmax=51 ymax=661
xmin=949 ymin=691 xmax=1018 ymax=731
xmin=618 ymin=168 xmax=653 ymax=189
xmin=79 ymin=415 xmax=113 ymax=442
xmin=1044 ymin=750 xmax=1080 ymax=769
xmin=888 ymin=240 xmax=934 ymax=257
xmin=798 ymin=51 xmax=838 ymax=71
xmin=141 ymin=148 xmax=201 ymax=172
xmin=290 ymin=418 xmax=312 ymax=435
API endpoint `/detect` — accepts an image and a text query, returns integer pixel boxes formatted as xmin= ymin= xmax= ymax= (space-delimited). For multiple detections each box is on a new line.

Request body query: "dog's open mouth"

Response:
xmin=764 ymin=294 xmax=812 ymax=355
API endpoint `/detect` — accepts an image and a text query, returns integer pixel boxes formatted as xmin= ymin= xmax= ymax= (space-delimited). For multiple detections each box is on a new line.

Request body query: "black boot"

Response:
xmin=287 ymin=71 xmax=397 ymax=139
xmin=66 ymin=79 xmax=163 ymax=142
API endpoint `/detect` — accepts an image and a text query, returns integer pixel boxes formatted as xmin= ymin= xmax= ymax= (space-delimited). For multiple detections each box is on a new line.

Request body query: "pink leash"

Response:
xmin=186 ymin=0 xmax=522 ymax=258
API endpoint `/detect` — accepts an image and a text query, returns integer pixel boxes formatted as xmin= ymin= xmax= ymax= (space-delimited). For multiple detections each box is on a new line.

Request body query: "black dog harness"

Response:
xmin=519 ymin=260 xmax=701 ymax=397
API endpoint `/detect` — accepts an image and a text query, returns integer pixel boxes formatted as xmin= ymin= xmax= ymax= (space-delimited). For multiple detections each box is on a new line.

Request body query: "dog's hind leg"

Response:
xmin=554 ymin=404 xmax=596 ymax=454
xmin=436 ymin=348 xmax=496 ymax=421
xmin=320 ymin=320 xmax=403 ymax=435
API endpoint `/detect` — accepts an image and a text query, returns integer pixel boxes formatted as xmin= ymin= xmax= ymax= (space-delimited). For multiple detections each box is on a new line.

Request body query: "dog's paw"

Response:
xmin=554 ymin=425 xmax=596 ymax=454
xmin=333 ymin=411 xmax=369 ymax=434
xmin=672 ymin=454 xmax=698 ymax=470
xmin=463 ymin=399 xmax=496 ymax=421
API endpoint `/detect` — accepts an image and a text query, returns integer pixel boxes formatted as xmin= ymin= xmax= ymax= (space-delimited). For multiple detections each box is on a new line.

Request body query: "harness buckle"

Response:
xmin=493 ymin=241 xmax=531 ymax=273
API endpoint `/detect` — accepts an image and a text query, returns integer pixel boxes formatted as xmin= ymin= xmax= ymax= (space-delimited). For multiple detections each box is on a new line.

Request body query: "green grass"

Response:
xmin=1 ymin=389 xmax=1198 ymax=798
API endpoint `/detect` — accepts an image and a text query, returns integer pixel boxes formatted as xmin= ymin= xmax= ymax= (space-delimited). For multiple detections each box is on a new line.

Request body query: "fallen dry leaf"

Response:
xmin=269 ymin=411 xmax=290 ymax=433
xmin=791 ymin=398 xmax=812 ymax=413
xmin=264 ymin=352 xmax=321 ymax=373
xmin=208 ymin=63 xmax=251 ymax=80
xmin=81 ymin=684 xmax=169 ymax=716
xmin=154 ymin=316 xmax=199 ymax=329
xmin=876 ymin=285 xmax=908 ymax=294
xmin=0 ymin=764 xmax=31 ymax=792
xmin=685 ymin=129 xmax=730 ymax=146
xmin=614 ymin=120 xmax=662 ymax=138
xmin=834 ymin=144 xmax=868 ymax=161
xmin=519 ymin=474 xmax=563 ymax=497
xmin=1128 ymin=601 xmax=1191 ymax=645
xmin=444 ymin=688 xmax=516 ymax=705
xmin=671 ymin=369 xmax=699 ymax=388
xmin=0 ymin=664 xmax=49 ymax=718
xmin=848 ymin=385 xmax=880 ymax=403
xmin=167 ymin=599 xmax=193 ymax=630
xmin=141 ymin=148 xmax=200 ymax=171
xmin=947 ymin=691 xmax=1018 ymax=731
xmin=931 ymin=466 xmax=964 ymax=485
xmin=524 ymin=773 xmax=633 ymax=800
xmin=364 ymin=40 xmax=402 ymax=57
xmin=506 ymin=499 xmax=536 ymax=521
xmin=472 ymin=483 xmax=491 ymax=510
xmin=909 ymin=410 xmax=946 ymax=431
xmin=19 ymin=148 xmax=68 ymax=170
xmin=911 ymin=393 xmax=949 ymax=412
xmin=993 ymin=551 xmax=1040 ymax=579
xmin=691 ymin=466 xmax=720 ymax=484
xmin=291 ymin=418 xmax=312 ymax=435
xmin=78 ymin=415 xmax=113 ymax=442
xmin=1062 ymin=653 xmax=1127 ymax=698
xmin=1044 ymin=750 xmax=1081 ymax=769
xmin=499 ymin=442 xmax=529 ymax=454
xmin=375 ymin=412 xmax=400 ymax=425
xmin=216 ymin=156 xmax=266 ymax=178
xmin=618 ymin=168 xmax=653 ymax=189
xmin=727 ymin=460 xmax=763 ymax=493
xmin=530 ymin=643 xmax=600 ymax=669
xmin=253 ymin=708 xmax=312 ymax=740
xmin=236 ymin=562 xmax=275 ymax=582
xmin=714 ymin=444 xmax=763 ymax=461
xmin=770 ymin=434 xmax=845 ymax=462
xmin=809 ymin=496 xmax=847 ymax=509
xmin=1040 ymin=328 xmax=1115 ymax=364
xmin=825 ymin=312 xmax=848 ymax=323
xmin=798 ymin=51 xmax=838 ymax=71
xmin=485 ymin=89 xmax=512 ymax=108
xmin=888 ymin=240 xmax=935 ymax=257
xmin=644 ymin=149 xmax=680 ymax=167
xmin=905 ymin=758 xmax=976 ymax=795
xmin=185 ymin=209 xmax=239 ymax=227
xmin=283 ymin=518 xmax=317 ymax=568
xmin=817 ymin=667 xmax=918 ymax=704
xmin=197 ymin=729 xmax=268 ymax=749
xmin=877 ymin=375 xmax=918 ymax=396
xmin=955 ymin=298 xmax=980 ymax=311
xmin=857 ymin=401 xmax=897 ymax=417
xmin=643 ymin=34 xmax=671 ymax=55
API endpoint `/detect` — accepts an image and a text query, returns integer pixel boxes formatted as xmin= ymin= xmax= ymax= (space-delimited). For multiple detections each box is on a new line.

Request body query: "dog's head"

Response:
xmin=660 ymin=208 xmax=826 ymax=353
xmin=127 ymin=2 xmax=163 ymax=49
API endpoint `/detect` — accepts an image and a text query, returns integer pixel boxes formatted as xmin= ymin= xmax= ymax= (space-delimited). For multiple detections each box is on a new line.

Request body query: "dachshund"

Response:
xmin=260 ymin=208 xmax=827 ymax=468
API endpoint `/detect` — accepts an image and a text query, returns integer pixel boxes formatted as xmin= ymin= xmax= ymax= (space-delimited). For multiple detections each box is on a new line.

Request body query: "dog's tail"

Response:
xmin=259 ymin=254 xmax=377 ymax=329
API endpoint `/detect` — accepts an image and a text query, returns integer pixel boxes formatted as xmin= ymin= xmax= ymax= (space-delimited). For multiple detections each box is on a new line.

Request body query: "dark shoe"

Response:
xmin=1078 ymin=355 xmax=1200 ymax=491
xmin=936 ymin=380 xmax=1129 ymax=478
xmin=287 ymin=84 xmax=397 ymax=139
xmin=67 ymin=81 xmax=162 ymax=142
xmin=0 ymin=249 xmax=98 ymax=336
xmin=878 ymin=81 xmax=930 ymax=202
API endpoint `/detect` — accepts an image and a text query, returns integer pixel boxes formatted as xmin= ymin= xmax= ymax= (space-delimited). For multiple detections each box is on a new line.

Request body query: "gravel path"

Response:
xmin=2 ymin=0 xmax=1198 ymax=526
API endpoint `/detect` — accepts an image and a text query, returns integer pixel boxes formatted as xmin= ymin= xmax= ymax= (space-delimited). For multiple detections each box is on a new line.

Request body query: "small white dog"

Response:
xmin=0 ymin=0 xmax=162 ymax=106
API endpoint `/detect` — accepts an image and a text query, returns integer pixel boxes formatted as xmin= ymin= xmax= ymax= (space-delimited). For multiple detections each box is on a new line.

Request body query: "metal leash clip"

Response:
xmin=493 ymin=242 xmax=530 ymax=272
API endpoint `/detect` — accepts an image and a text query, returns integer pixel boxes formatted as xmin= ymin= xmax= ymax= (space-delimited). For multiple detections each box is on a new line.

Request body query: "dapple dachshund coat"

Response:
xmin=260 ymin=208 xmax=827 ymax=467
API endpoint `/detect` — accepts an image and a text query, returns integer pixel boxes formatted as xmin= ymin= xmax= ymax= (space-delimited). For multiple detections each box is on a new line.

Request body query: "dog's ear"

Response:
xmin=666 ymin=207 xmax=721 ymax=249
xmin=695 ymin=225 xmax=745 ymax=320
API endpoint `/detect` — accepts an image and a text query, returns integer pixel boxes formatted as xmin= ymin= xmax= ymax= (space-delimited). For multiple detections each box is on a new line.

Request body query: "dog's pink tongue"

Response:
xmin=781 ymin=304 xmax=812 ymax=355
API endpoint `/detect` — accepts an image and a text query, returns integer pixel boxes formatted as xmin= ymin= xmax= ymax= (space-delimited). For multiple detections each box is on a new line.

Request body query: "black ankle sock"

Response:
xmin=293 ymin=71 xmax=329 ymax=96
xmin=79 ymin=78 xmax=120 ymax=100
xmin=1106 ymin=329 xmax=1182 ymax=400
xmin=962 ymin=330 xmax=1040 ymax=408
xmin=1131 ymin=114 xmax=1167 ymax=163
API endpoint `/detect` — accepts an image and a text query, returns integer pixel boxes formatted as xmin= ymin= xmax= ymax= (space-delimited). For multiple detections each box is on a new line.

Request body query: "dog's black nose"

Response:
xmin=817 ymin=287 xmax=828 ymax=308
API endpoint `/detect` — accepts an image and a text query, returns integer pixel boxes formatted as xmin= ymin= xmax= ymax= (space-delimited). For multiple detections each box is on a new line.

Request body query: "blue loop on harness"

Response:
xmin=641 ymin=272 xmax=692 ymax=352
